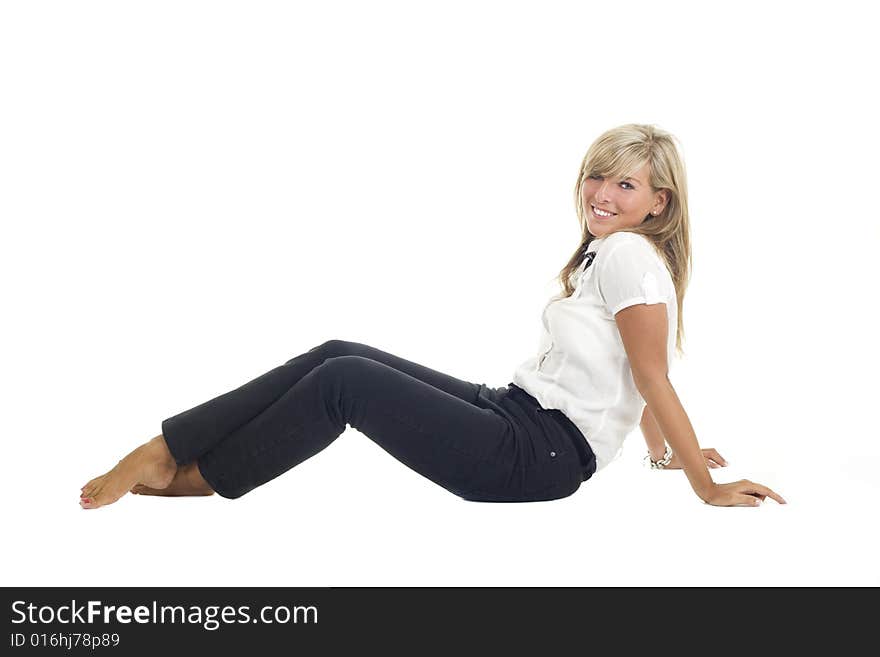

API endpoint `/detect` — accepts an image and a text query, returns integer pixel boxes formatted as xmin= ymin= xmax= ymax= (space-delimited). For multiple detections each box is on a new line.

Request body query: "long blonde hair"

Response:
xmin=553 ymin=123 xmax=692 ymax=358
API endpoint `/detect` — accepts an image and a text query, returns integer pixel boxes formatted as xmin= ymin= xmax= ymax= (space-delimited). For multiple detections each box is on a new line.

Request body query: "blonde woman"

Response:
xmin=80 ymin=123 xmax=786 ymax=508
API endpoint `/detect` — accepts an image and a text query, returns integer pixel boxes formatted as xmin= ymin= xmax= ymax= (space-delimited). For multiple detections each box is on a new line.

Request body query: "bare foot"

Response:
xmin=79 ymin=435 xmax=177 ymax=509
xmin=130 ymin=461 xmax=214 ymax=497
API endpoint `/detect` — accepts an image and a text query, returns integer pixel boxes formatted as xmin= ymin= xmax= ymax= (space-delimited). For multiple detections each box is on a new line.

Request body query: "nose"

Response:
xmin=594 ymin=179 xmax=611 ymax=203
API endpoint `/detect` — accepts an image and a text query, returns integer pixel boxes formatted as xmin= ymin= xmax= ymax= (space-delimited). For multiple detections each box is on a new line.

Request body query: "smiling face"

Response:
xmin=580 ymin=161 xmax=669 ymax=238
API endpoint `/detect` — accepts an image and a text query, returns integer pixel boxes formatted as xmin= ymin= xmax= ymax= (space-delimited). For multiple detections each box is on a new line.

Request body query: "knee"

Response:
xmin=312 ymin=339 xmax=363 ymax=360
xmin=287 ymin=340 xmax=361 ymax=368
xmin=318 ymin=339 xmax=349 ymax=355
xmin=318 ymin=353 xmax=372 ymax=377
xmin=314 ymin=354 xmax=381 ymax=399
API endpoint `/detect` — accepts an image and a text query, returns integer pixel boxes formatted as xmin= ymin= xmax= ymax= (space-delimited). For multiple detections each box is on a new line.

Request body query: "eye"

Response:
xmin=588 ymin=174 xmax=634 ymax=190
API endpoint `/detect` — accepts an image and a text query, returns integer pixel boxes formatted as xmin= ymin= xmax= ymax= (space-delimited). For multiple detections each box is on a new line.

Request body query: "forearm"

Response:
xmin=639 ymin=405 xmax=667 ymax=460
xmin=635 ymin=376 xmax=714 ymax=499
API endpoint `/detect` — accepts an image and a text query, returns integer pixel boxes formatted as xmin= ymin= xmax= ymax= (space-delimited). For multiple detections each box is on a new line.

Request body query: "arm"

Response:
xmin=639 ymin=404 xmax=668 ymax=462
xmin=636 ymin=375 xmax=713 ymax=497
xmin=641 ymin=403 xmax=727 ymax=470
xmin=615 ymin=302 xmax=786 ymax=506
xmin=615 ymin=303 xmax=713 ymax=496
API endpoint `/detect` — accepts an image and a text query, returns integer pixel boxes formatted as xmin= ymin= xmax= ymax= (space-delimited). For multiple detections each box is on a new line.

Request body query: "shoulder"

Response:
xmin=603 ymin=230 xmax=653 ymax=248
xmin=598 ymin=231 xmax=661 ymax=262
xmin=596 ymin=232 xmax=674 ymax=288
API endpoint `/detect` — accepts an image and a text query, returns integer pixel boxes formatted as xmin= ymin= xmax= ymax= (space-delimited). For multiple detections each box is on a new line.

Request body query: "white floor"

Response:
xmin=7 ymin=426 xmax=876 ymax=587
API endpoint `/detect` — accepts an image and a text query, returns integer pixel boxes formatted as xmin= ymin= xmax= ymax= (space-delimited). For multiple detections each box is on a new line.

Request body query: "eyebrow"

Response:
xmin=623 ymin=176 xmax=642 ymax=184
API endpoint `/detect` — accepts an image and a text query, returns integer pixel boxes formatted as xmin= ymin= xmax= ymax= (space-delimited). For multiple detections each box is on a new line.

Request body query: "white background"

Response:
xmin=2 ymin=0 xmax=877 ymax=587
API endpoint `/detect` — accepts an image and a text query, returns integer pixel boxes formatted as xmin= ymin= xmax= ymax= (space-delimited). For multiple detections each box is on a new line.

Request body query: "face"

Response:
xmin=580 ymin=161 xmax=669 ymax=238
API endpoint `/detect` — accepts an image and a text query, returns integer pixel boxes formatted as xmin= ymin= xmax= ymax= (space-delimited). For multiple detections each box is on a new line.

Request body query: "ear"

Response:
xmin=654 ymin=189 xmax=670 ymax=214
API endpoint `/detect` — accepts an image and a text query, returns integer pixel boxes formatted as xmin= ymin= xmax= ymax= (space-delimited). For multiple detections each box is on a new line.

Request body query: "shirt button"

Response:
xmin=550 ymin=451 xmax=556 ymax=457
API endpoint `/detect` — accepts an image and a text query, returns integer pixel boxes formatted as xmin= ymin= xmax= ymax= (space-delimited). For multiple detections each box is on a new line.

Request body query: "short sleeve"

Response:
xmin=597 ymin=237 xmax=671 ymax=316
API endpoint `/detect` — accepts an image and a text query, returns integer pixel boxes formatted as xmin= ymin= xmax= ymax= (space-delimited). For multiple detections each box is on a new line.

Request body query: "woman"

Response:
xmin=80 ymin=123 xmax=786 ymax=509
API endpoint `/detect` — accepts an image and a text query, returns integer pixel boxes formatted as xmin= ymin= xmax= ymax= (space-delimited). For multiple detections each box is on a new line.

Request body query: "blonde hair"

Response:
xmin=553 ymin=123 xmax=692 ymax=358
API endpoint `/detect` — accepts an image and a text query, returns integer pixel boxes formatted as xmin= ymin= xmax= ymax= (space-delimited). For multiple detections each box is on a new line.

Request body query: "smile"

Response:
xmin=591 ymin=204 xmax=617 ymax=218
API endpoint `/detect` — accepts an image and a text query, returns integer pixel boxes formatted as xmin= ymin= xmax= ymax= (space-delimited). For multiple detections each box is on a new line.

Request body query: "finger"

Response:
xmin=739 ymin=495 xmax=763 ymax=507
xmin=707 ymin=449 xmax=728 ymax=466
xmin=741 ymin=483 xmax=786 ymax=505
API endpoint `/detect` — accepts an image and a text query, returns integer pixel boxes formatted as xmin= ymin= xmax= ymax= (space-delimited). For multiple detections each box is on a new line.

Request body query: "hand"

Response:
xmin=662 ymin=448 xmax=728 ymax=470
xmin=699 ymin=479 xmax=787 ymax=507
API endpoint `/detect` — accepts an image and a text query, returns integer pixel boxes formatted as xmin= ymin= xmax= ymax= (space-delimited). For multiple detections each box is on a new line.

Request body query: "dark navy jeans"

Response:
xmin=160 ymin=340 xmax=596 ymax=503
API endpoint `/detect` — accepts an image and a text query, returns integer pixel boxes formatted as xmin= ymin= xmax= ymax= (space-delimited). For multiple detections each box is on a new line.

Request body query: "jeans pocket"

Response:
xmin=521 ymin=451 xmax=580 ymax=498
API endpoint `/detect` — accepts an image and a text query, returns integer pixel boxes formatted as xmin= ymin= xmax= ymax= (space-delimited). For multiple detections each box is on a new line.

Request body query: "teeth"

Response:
xmin=593 ymin=205 xmax=615 ymax=217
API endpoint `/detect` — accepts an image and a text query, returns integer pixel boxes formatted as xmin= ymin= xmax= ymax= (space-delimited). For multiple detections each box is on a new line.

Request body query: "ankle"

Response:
xmin=186 ymin=461 xmax=212 ymax=491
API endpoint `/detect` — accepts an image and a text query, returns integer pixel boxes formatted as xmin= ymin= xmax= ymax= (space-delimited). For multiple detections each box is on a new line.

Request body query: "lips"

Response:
xmin=591 ymin=204 xmax=617 ymax=218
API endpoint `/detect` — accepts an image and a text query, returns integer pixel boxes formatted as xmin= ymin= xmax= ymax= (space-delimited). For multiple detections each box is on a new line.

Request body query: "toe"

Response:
xmin=88 ymin=483 xmax=115 ymax=508
xmin=82 ymin=475 xmax=105 ymax=497
xmin=88 ymin=494 xmax=108 ymax=508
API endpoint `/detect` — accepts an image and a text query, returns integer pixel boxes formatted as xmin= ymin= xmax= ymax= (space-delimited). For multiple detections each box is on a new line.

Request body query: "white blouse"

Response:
xmin=512 ymin=231 xmax=679 ymax=472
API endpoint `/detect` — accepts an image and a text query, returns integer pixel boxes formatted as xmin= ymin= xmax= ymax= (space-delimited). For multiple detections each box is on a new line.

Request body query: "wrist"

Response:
xmin=649 ymin=445 xmax=668 ymax=461
xmin=694 ymin=481 xmax=717 ymax=502
xmin=644 ymin=445 xmax=673 ymax=469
